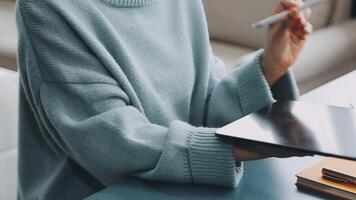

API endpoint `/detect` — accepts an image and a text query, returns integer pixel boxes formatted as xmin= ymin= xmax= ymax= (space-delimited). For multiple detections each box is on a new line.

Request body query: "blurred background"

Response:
xmin=203 ymin=0 xmax=356 ymax=93
xmin=0 ymin=0 xmax=355 ymax=200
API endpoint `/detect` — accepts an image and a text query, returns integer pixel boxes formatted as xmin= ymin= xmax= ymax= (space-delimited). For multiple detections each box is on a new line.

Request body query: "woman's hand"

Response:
xmin=261 ymin=0 xmax=313 ymax=86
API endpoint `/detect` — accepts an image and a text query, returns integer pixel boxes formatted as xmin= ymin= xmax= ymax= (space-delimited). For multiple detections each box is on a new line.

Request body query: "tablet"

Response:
xmin=216 ymin=101 xmax=356 ymax=160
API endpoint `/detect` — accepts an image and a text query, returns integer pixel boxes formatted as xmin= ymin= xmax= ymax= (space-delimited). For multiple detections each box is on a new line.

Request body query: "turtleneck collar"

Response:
xmin=98 ymin=0 xmax=154 ymax=7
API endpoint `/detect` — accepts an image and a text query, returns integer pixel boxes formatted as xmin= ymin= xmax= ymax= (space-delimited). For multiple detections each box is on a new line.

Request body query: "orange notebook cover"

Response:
xmin=296 ymin=157 xmax=356 ymax=199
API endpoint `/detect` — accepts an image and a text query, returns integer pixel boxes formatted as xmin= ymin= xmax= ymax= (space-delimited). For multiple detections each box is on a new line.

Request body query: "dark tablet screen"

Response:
xmin=216 ymin=101 xmax=356 ymax=160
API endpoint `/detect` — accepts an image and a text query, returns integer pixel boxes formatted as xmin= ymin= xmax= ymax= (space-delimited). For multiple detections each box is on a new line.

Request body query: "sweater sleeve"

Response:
xmin=38 ymin=83 xmax=242 ymax=187
xmin=206 ymin=50 xmax=299 ymax=127
xmin=17 ymin=0 xmax=242 ymax=188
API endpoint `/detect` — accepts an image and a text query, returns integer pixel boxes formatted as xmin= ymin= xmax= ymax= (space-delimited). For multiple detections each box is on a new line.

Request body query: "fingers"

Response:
xmin=290 ymin=0 xmax=312 ymax=20
xmin=273 ymin=4 xmax=287 ymax=15
xmin=305 ymin=22 xmax=313 ymax=34
xmin=281 ymin=0 xmax=301 ymax=9
xmin=285 ymin=1 xmax=305 ymax=24
xmin=234 ymin=148 xmax=265 ymax=162
xmin=292 ymin=11 xmax=313 ymax=40
xmin=274 ymin=0 xmax=311 ymax=24
xmin=272 ymin=0 xmax=313 ymax=40
xmin=273 ymin=0 xmax=299 ymax=15
xmin=292 ymin=21 xmax=313 ymax=41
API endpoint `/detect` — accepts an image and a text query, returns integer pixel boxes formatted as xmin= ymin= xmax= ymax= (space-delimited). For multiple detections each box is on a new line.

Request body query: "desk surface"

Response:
xmin=87 ymin=157 xmax=339 ymax=200
xmin=86 ymin=70 xmax=356 ymax=200
xmin=300 ymin=70 xmax=356 ymax=108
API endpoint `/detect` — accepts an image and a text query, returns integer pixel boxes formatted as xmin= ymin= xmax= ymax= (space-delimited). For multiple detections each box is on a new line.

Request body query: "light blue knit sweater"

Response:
xmin=16 ymin=0 xmax=298 ymax=199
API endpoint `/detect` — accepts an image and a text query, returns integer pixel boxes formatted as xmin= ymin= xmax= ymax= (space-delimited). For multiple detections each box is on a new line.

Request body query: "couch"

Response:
xmin=204 ymin=0 xmax=356 ymax=93
xmin=0 ymin=68 xmax=18 ymax=200
xmin=0 ymin=0 xmax=355 ymax=200
xmin=0 ymin=0 xmax=17 ymax=71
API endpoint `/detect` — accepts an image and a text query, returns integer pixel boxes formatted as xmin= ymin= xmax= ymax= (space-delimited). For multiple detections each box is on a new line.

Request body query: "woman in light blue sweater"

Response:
xmin=16 ymin=0 xmax=311 ymax=199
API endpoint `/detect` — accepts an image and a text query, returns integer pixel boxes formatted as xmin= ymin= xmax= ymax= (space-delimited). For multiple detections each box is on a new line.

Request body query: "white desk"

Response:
xmin=301 ymin=70 xmax=356 ymax=109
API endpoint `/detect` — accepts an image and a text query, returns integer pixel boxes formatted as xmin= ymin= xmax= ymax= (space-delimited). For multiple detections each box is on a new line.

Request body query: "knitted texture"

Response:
xmin=99 ymin=0 xmax=154 ymax=7
xmin=16 ymin=0 xmax=299 ymax=199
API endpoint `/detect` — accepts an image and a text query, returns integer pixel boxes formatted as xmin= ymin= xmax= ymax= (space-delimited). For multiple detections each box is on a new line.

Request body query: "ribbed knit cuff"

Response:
xmin=189 ymin=127 xmax=243 ymax=188
xmin=234 ymin=50 xmax=275 ymax=115
xmin=134 ymin=121 xmax=242 ymax=188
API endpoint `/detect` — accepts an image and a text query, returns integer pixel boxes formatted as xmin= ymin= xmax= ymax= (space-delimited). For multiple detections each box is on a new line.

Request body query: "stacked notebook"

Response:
xmin=296 ymin=157 xmax=356 ymax=199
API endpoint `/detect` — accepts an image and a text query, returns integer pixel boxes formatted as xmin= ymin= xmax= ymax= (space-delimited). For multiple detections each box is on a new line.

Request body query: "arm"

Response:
xmin=205 ymin=50 xmax=299 ymax=128
xmin=206 ymin=0 xmax=311 ymax=160
xmin=206 ymin=0 xmax=310 ymax=127
xmin=205 ymin=52 xmax=275 ymax=127
xmin=38 ymin=82 xmax=240 ymax=186
xmin=17 ymin=0 xmax=241 ymax=187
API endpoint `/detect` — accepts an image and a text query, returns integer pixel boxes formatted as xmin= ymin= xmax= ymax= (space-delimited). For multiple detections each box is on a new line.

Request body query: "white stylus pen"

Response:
xmin=252 ymin=0 xmax=325 ymax=29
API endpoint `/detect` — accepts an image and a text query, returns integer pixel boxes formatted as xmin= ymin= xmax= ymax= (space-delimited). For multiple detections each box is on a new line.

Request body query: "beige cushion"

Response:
xmin=0 ymin=70 xmax=18 ymax=200
xmin=0 ymin=70 xmax=18 ymax=152
xmin=211 ymin=20 xmax=356 ymax=93
xmin=292 ymin=20 xmax=356 ymax=93
xmin=0 ymin=149 xmax=17 ymax=200
xmin=203 ymin=0 xmax=334 ymax=49
xmin=0 ymin=1 xmax=17 ymax=70
xmin=330 ymin=0 xmax=353 ymax=24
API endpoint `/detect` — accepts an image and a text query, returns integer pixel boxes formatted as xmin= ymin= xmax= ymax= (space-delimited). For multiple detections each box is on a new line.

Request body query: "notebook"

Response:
xmin=216 ymin=101 xmax=356 ymax=160
xmin=296 ymin=157 xmax=356 ymax=199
